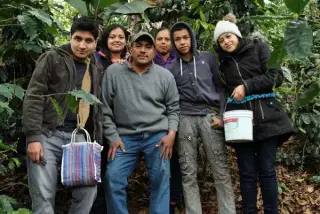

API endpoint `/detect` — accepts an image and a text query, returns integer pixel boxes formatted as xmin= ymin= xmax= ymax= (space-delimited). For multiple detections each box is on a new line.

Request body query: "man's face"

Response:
xmin=173 ymin=29 xmax=191 ymax=56
xmin=130 ymin=39 xmax=155 ymax=66
xmin=155 ymin=29 xmax=171 ymax=56
xmin=70 ymin=31 xmax=97 ymax=60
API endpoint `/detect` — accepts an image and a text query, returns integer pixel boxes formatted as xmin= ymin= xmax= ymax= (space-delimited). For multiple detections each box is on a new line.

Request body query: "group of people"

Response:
xmin=23 ymin=14 xmax=293 ymax=214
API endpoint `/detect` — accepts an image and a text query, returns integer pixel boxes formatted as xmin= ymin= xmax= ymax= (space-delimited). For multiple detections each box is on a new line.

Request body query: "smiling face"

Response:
xmin=107 ymin=27 xmax=126 ymax=54
xmin=130 ymin=38 xmax=155 ymax=66
xmin=155 ymin=29 xmax=171 ymax=56
xmin=218 ymin=33 xmax=239 ymax=53
xmin=70 ymin=30 xmax=97 ymax=60
xmin=173 ymin=29 xmax=191 ymax=56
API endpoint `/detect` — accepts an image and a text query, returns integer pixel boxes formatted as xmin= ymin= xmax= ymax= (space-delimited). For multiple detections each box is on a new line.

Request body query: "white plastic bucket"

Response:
xmin=223 ymin=110 xmax=253 ymax=143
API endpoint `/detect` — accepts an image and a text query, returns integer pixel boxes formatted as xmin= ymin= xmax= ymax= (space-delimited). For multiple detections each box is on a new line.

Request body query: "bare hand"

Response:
xmin=231 ymin=84 xmax=246 ymax=101
xmin=108 ymin=141 xmax=125 ymax=161
xmin=156 ymin=131 xmax=175 ymax=160
xmin=27 ymin=142 xmax=44 ymax=164
xmin=211 ymin=116 xmax=223 ymax=129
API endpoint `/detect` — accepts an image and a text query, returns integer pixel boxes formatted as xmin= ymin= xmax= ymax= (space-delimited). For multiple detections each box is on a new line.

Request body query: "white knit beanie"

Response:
xmin=213 ymin=14 xmax=242 ymax=43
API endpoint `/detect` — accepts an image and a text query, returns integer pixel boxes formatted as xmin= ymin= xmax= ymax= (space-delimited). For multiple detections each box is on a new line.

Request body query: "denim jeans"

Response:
xmin=177 ymin=113 xmax=236 ymax=214
xmin=27 ymin=130 xmax=97 ymax=214
xmin=233 ymin=136 xmax=279 ymax=214
xmin=104 ymin=131 xmax=170 ymax=214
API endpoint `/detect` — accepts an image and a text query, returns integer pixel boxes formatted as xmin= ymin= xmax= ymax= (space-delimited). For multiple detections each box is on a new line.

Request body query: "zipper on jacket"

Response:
xmin=259 ymin=100 xmax=265 ymax=120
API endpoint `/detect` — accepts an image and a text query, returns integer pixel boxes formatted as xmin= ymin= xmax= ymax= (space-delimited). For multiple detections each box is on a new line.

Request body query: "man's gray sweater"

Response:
xmin=101 ymin=62 xmax=180 ymax=145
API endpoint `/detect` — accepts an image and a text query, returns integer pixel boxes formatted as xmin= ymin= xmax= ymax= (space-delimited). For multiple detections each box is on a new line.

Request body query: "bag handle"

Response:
xmin=71 ymin=127 xmax=91 ymax=144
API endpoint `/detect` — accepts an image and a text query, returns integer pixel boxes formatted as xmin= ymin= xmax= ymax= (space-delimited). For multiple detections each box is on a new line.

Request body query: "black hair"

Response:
xmin=154 ymin=27 xmax=170 ymax=39
xmin=70 ymin=16 xmax=99 ymax=40
xmin=98 ymin=24 xmax=129 ymax=69
xmin=171 ymin=23 xmax=189 ymax=34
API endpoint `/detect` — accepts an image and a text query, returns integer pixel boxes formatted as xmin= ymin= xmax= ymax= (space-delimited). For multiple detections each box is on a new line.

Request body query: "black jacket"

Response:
xmin=217 ymin=39 xmax=293 ymax=143
xmin=23 ymin=44 xmax=103 ymax=144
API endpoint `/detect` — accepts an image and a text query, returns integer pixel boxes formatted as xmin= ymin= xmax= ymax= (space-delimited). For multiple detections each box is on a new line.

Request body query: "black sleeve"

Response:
xmin=243 ymin=42 xmax=284 ymax=94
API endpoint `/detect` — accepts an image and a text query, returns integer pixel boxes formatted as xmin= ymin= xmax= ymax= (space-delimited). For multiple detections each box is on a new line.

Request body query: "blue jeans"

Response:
xmin=233 ymin=137 xmax=279 ymax=214
xmin=104 ymin=131 xmax=170 ymax=214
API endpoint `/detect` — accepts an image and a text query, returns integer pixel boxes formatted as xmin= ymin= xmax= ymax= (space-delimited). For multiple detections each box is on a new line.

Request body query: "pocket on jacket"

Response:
xmin=261 ymin=99 xmax=283 ymax=122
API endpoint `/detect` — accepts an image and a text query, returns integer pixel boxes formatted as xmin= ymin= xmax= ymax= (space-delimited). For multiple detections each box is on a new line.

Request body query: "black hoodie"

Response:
xmin=167 ymin=22 xmax=225 ymax=116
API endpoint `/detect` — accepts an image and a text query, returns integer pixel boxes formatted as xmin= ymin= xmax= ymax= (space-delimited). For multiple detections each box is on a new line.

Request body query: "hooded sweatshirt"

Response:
xmin=168 ymin=22 xmax=225 ymax=116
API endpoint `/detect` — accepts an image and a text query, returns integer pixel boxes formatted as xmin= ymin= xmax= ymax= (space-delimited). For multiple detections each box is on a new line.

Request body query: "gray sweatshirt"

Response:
xmin=101 ymin=62 xmax=180 ymax=145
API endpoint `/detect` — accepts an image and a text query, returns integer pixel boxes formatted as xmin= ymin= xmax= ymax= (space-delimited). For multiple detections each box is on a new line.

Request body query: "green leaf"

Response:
xmin=268 ymin=39 xmax=287 ymax=69
xmin=0 ymin=141 xmax=16 ymax=152
xmin=0 ymin=195 xmax=16 ymax=212
xmin=66 ymin=94 xmax=78 ymax=114
xmin=66 ymin=0 xmax=88 ymax=15
xmin=0 ymin=84 xmax=12 ymax=99
xmin=284 ymin=0 xmax=310 ymax=14
xmin=69 ymin=90 xmax=101 ymax=105
xmin=200 ymin=21 xmax=208 ymax=30
xmin=284 ymin=21 xmax=313 ymax=61
xmin=315 ymin=30 xmax=320 ymax=42
xmin=115 ymin=0 xmax=155 ymax=14
xmin=0 ymin=101 xmax=14 ymax=116
xmin=281 ymin=66 xmax=293 ymax=82
xmin=310 ymin=176 xmax=320 ymax=183
xmin=23 ymin=42 xmax=42 ymax=53
xmin=3 ymin=84 xmax=24 ymax=100
xmin=28 ymin=9 xmax=52 ymax=26
xmin=17 ymin=14 xmax=38 ymax=39
xmin=257 ymin=0 xmax=265 ymax=7
xmin=49 ymin=98 xmax=64 ymax=121
xmin=301 ymin=113 xmax=311 ymax=124
xmin=10 ymin=158 xmax=21 ymax=168
xmin=8 ymin=160 xmax=15 ymax=170
xmin=101 ymin=3 xmax=124 ymax=19
xmin=9 ymin=208 xmax=32 ymax=214
xmin=93 ymin=0 xmax=119 ymax=9
xmin=199 ymin=10 xmax=205 ymax=21
xmin=296 ymin=79 xmax=320 ymax=107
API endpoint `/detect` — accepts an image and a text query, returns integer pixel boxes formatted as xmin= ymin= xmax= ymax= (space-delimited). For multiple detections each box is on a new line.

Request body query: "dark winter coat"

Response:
xmin=23 ymin=44 xmax=103 ymax=145
xmin=216 ymin=39 xmax=293 ymax=143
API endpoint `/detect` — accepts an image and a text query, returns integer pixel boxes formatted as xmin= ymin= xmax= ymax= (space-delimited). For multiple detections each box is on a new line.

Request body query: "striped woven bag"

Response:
xmin=61 ymin=127 xmax=103 ymax=186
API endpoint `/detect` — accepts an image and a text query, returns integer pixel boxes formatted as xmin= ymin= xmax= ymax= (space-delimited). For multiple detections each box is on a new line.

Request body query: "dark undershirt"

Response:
xmin=57 ymin=59 xmax=93 ymax=132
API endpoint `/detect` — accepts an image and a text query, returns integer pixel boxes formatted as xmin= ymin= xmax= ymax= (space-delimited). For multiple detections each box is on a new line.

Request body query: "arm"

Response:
xmin=243 ymin=42 xmax=284 ymax=94
xmin=101 ymin=69 xmax=121 ymax=146
xmin=23 ymin=52 xmax=51 ymax=143
xmin=164 ymin=76 xmax=180 ymax=132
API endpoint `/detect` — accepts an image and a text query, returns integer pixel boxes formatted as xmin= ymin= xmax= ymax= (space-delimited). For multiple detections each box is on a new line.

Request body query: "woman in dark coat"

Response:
xmin=214 ymin=14 xmax=293 ymax=214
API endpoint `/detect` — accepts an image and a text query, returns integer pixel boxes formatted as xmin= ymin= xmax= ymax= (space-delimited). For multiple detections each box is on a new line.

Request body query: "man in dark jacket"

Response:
xmin=23 ymin=16 xmax=102 ymax=214
xmin=168 ymin=22 xmax=236 ymax=214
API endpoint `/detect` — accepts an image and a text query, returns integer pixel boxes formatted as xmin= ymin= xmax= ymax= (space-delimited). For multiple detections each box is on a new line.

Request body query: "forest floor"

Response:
xmin=0 ymin=138 xmax=319 ymax=214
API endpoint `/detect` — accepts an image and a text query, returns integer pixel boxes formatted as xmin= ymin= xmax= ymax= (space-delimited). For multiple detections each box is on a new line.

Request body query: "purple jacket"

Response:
xmin=153 ymin=51 xmax=177 ymax=69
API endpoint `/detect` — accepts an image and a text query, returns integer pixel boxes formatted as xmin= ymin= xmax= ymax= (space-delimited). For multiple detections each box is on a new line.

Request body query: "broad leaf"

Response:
xmin=296 ymin=79 xmax=320 ymax=107
xmin=0 ymin=141 xmax=16 ymax=152
xmin=23 ymin=42 xmax=42 ymax=53
xmin=284 ymin=0 xmax=310 ymax=14
xmin=257 ymin=0 xmax=265 ymax=7
xmin=3 ymin=83 xmax=25 ymax=100
xmin=284 ymin=21 xmax=313 ymax=61
xmin=17 ymin=14 xmax=38 ymax=39
xmin=10 ymin=158 xmax=21 ymax=168
xmin=9 ymin=208 xmax=32 ymax=214
xmin=49 ymin=98 xmax=63 ymax=121
xmin=0 ymin=195 xmax=16 ymax=212
xmin=66 ymin=94 xmax=78 ymax=114
xmin=101 ymin=2 xmax=124 ymax=19
xmin=0 ymin=101 xmax=14 ymax=116
xmin=66 ymin=0 xmax=88 ymax=15
xmin=115 ymin=0 xmax=155 ymax=14
xmin=0 ymin=84 xmax=12 ymax=99
xmin=200 ymin=10 xmax=205 ymax=21
xmin=315 ymin=30 xmax=320 ymax=42
xmin=281 ymin=66 xmax=293 ymax=82
xmin=69 ymin=90 xmax=101 ymax=105
xmin=93 ymin=0 xmax=119 ymax=9
xmin=28 ymin=9 xmax=52 ymax=26
xmin=268 ymin=39 xmax=287 ymax=69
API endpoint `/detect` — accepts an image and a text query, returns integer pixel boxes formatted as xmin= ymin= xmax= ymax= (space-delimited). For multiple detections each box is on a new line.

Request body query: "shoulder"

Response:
xmin=104 ymin=63 xmax=127 ymax=78
xmin=152 ymin=64 xmax=175 ymax=80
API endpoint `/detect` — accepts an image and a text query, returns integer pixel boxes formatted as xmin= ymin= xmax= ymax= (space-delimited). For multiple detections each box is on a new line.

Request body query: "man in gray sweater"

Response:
xmin=101 ymin=32 xmax=180 ymax=214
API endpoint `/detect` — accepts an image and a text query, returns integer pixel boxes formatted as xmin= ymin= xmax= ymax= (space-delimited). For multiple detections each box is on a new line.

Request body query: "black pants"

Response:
xmin=233 ymin=137 xmax=279 ymax=214
xmin=170 ymin=150 xmax=184 ymax=213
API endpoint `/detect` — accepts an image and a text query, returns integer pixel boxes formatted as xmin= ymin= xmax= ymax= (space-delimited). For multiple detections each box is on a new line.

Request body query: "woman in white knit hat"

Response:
xmin=214 ymin=14 xmax=293 ymax=214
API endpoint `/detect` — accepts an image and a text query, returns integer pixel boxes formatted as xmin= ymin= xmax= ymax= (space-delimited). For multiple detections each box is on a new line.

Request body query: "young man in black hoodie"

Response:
xmin=23 ymin=16 xmax=102 ymax=214
xmin=168 ymin=22 xmax=236 ymax=214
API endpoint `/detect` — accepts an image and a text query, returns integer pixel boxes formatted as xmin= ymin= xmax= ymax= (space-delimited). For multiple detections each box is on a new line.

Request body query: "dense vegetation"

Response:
xmin=0 ymin=0 xmax=319 ymax=213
